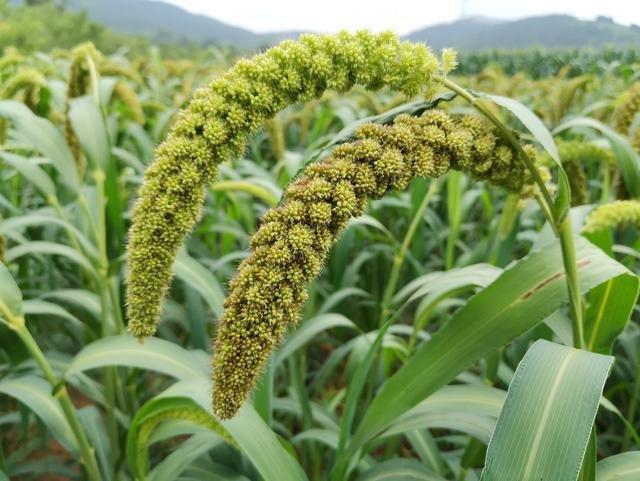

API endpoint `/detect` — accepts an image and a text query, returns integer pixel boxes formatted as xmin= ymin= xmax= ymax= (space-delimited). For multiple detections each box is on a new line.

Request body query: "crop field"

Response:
xmin=0 ymin=31 xmax=639 ymax=481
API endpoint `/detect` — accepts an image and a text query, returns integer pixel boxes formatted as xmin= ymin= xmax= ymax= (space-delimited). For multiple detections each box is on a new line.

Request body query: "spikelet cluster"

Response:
xmin=539 ymin=140 xmax=614 ymax=205
xmin=65 ymin=42 xmax=102 ymax=172
xmin=613 ymin=82 xmax=640 ymax=150
xmin=112 ymin=82 xmax=144 ymax=124
xmin=582 ymin=200 xmax=640 ymax=233
xmin=126 ymin=31 xmax=443 ymax=339
xmin=0 ymin=49 xmax=25 ymax=83
xmin=212 ymin=110 xmax=536 ymax=419
xmin=1 ymin=68 xmax=46 ymax=112
xmin=67 ymin=42 xmax=101 ymax=99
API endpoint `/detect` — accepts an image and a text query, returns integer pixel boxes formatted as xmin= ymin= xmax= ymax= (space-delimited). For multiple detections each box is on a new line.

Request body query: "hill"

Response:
xmin=406 ymin=15 xmax=640 ymax=50
xmin=8 ymin=1 xmax=640 ymax=50
xmin=64 ymin=0 xmax=302 ymax=48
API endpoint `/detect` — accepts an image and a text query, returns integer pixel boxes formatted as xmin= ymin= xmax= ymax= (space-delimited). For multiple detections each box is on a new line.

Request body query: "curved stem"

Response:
xmin=436 ymin=75 xmax=557 ymax=229
xmin=559 ymin=218 xmax=585 ymax=348
xmin=437 ymin=77 xmax=585 ymax=349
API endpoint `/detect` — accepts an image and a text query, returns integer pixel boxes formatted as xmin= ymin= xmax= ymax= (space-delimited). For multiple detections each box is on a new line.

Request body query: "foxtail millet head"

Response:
xmin=212 ymin=109 xmax=539 ymax=419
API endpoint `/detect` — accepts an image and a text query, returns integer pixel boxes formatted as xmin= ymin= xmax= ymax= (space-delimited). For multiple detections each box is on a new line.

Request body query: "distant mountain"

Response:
xmin=13 ymin=1 xmax=640 ymax=51
xmin=61 ymin=0 xmax=303 ymax=48
xmin=406 ymin=15 xmax=640 ymax=50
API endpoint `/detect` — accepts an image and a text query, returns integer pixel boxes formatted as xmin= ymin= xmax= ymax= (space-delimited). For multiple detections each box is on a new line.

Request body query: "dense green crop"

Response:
xmin=0 ymin=32 xmax=639 ymax=481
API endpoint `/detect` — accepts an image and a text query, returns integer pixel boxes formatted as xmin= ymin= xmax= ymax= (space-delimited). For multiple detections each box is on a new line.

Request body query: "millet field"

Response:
xmin=0 ymin=27 xmax=639 ymax=481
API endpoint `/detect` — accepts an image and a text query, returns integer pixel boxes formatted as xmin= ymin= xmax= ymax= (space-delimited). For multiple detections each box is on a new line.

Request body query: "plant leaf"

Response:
xmin=585 ymin=275 xmax=639 ymax=354
xmin=65 ymin=335 xmax=209 ymax=380
xmin=0 ymin=375 xmax=79 ymax=455
xmin=275 ymin=313 xmax=358 ymax=365
xmin=480 ymin=340 xmax=613 ymax=481
xmin=355 ymin=458 xmax=447 ymax=481
xmin=0 ymin=152 xmax=56 ymax=199
xmin=0 ymin=262 xmax=23 ymax=319
xmin=174 ymin=250 xmax=225 ymax=318
xmin=69 ymin=96 xmax=110 ymax=171
xmin=596 ymin=452 xmax=640 ymax=481
xmin=0 ymin=100 xmax=79 ymax=192
xmin=346 ymin=236 xmax=634 ymax=461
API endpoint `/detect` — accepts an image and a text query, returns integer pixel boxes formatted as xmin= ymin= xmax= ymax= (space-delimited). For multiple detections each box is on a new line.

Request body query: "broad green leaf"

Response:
xmin=41 ymin=289 xmax=101 ymax=319
xmin=150 ymin=432 xmax=222 ymax=481
xmin=68 ymin=96 xmax=110 ymax=171
xmin=211 ymin=179 xmax=280 ymax=207
xmin=386 ymin=413 xmax=496 ymax=445
xmin=224 ymin=405 xmax=308 ymax=481
xmin=356 ymin=459 xmax=447 ymax=481
xmin=5 ymin=241 xmax=95 ymax=276
xmin=65 ymin=335 xmax=208 ymax=380
xmin=346 ymin=236 xmax=633 ymax=460
xmin=381 ymin=385 xmax=505 ymax=441
xmin=394 ymin=264 xmax=501 ymax=305
xmin=112 ymin=146 xmax=145 ymax=173
xmin=0 ymin=213 xmax=99 ymax=261
xmin=483 ymin=93 xmax=570 ymax=218
xmin=585 ymin=275 xmax=639 ymax=354
xmin=0 ymin=261 xmax=23 ymax=319
xmin=596 ymin=452 xmax=640 ymax=481
xmin=481 ymin=340 xmax=613 ymax=481
xmin=274 ymin=397 xmax=338 ymax=431
xmin=405 ymin=430 xmax=448 ymax=476
xmin=0 ymin=152 xmax=56 ymax=199
xmin=275 ymin=313 xmax=358 ymax=365
xmin=23 ymin=299 xmax=83 ymax=329
xmin=143 ymin=379 xmax=308 ymax=481
xmin=174 ymin=250 xmax=225 ymax=318
xmin=318 ymin=287 xmax=370 ymax=314
xmin=177 ymin=464 xmax=250 ymax=481
xmin=0 ymin=100 xmax=79 ymax=191
xmin=0 ymin=375 xmax=79 ymax=455
xmin=406 ymin=264 xmax=503 ymax=332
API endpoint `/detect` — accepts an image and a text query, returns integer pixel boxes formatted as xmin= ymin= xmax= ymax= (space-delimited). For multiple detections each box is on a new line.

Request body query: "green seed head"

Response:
xmin=1 ymin=68 xmax=46 ymax=111
xmin=67 ymin=42 xmax=101 ymax=99
xmin=539 ymin=140 xmax=614 ymax=206
xmin=613 ymin=82 xmax=640 ymax=151
xmin=582 ymin=200 xmax=640 ymax=233
xmin=111 ymin=81 xmax=144 ymax=124
xmin=126 ymin=31 xmax=446 ymax=340
xmin=212 ymin=110 xmax=537 ymax=419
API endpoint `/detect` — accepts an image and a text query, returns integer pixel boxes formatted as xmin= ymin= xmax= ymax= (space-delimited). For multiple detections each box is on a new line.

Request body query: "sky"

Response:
xmin=157 ymin=0 xmax=640 ymax=34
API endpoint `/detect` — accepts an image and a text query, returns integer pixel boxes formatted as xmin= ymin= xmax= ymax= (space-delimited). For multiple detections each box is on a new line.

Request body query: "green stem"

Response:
xmin=438 ymin=76 xmax=585 ymax=349
xmin=378 ymin=179 xmax=440 ymax=325
xmin=93 ymin=167 xmax=122 ymax=463
xmin=622 ymin=353 xmax=640 ymax=450
xmin=559 ymin=217 xmax=585 ymax=349
xmin=7 ymin=319 xmax=101 ymax=481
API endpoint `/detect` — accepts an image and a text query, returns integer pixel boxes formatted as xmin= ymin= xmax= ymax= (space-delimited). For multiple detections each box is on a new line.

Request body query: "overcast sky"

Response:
xmin=157 ymin=0 xmax=640 ymax=34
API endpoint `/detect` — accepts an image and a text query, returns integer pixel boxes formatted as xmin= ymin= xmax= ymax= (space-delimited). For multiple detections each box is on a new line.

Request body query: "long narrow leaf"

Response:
xmin=480 ymin=340 xmax=613 ymax=480
xmin=346 ymin=237 xmax=635 ymax=461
